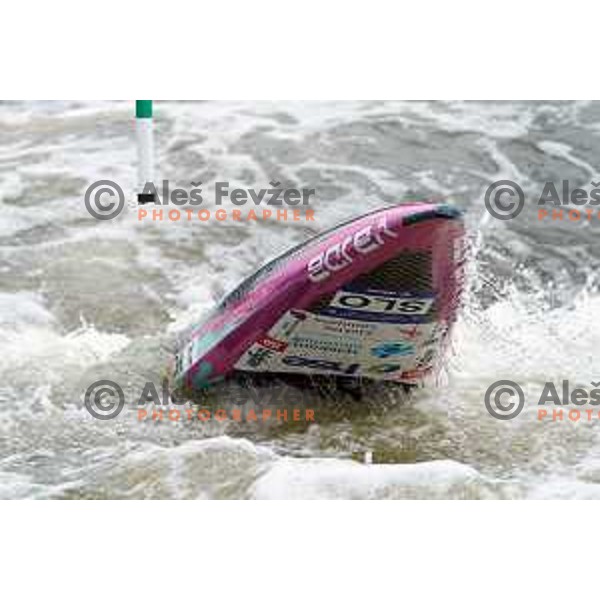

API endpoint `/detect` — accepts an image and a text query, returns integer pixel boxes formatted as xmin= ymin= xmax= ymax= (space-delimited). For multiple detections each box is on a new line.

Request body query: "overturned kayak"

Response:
xmin=173 ymin=203 xmax=465 ymax=391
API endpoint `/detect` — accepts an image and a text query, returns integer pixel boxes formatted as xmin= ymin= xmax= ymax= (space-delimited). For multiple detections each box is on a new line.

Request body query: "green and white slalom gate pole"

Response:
xmin=136 ymin=100 xmax=156 ymax=204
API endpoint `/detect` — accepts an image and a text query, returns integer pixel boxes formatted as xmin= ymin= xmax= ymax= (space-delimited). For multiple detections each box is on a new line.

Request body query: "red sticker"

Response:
xmin=258 ymin=335 xmax=288 ymax=353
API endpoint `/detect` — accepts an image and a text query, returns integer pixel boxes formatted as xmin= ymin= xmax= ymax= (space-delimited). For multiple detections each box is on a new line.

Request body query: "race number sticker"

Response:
xmin=318 ymin=289 xmax=435 ymax=324
xmin=330 ymin=291 xmax=433 ymax=315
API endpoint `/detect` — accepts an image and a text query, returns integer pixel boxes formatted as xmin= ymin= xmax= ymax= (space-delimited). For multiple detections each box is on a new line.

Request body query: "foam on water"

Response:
xmin=250 ymin=457 xmax=498 ymax=500
xmin=0 ymin=292 xmax=130 ymax=386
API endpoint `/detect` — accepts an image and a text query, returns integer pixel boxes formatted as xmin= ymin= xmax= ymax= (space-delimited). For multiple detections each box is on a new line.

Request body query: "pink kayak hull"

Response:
xmin=173 ymin=203 xmax=465 ymax=390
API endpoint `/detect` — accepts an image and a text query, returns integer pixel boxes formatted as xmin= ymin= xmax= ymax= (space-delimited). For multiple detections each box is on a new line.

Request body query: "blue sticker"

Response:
xmin=371 ymin=341 xmax=414 ymax=358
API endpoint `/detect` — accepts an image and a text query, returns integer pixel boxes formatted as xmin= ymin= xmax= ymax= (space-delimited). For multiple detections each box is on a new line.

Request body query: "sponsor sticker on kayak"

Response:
xmin=235 ymin=303 xmax=444 ymax=383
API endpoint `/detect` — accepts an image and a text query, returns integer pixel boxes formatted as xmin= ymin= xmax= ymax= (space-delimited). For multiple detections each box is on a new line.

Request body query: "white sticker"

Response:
xmin=235 ymin=308 xmax=444 ymax=383
xmin=330 ymin=291 xmax=434 ymax=316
